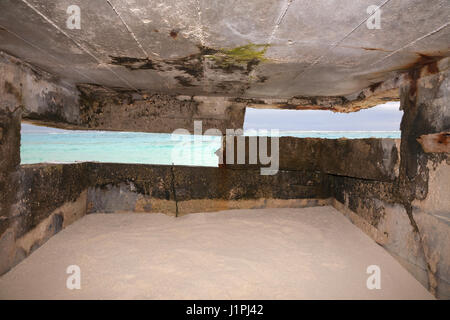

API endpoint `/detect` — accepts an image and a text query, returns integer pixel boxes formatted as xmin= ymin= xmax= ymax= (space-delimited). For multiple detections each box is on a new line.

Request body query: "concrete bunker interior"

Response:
xmin=0 ymin=0 xmax=449 ymax=299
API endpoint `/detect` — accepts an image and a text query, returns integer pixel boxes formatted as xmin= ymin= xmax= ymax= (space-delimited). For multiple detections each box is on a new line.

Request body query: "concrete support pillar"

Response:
xmin=0 ymin=66 xmax=22 ymax=274
xmin=398 ymin=57 xmax=450 ymax=298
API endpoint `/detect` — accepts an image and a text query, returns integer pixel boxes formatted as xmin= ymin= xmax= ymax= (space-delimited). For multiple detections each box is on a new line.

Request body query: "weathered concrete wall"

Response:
xmin=398 ymin=57 xmax=450 ymax=299
xmin=86 ymin=163 xmax=329 ymax=216
xmin=75 ymin=84 xmax=246 ymax=133
xmin=1 ymin=51 xmax=87 ymax=275
xmin=16 ymin=164 xmax=89 ymax=238
xmin=0 ymin=106 xmax=20 ymax=236
xmin=0 ymin=51 xmax=80 ymax=125
xmin=326 ymin=176 xmax=432 ymax=291
xmin=223 ymin=136 xmax=400 ymax=181
xmin=1 ymin=53 xmax=23 ymax=276
xmin=327 ymin=58 xmax=450 ymax=299
xmin=0 ymin=110 xmax=21 ymax=275
xmin=0 ymin=164 xmax=88 ymax=275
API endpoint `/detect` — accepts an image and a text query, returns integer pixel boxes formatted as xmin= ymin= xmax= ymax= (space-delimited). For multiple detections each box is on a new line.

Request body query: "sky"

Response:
xmin=244 ymin=101 xmax=402 ymax=131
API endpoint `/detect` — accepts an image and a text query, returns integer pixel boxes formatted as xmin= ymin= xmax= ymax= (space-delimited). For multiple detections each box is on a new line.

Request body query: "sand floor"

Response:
xmin=0 ymin=206 xmax=433 ymax=299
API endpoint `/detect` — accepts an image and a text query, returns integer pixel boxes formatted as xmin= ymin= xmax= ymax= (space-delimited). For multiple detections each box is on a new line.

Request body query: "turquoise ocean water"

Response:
xmin=20 ymin=124 xmax=400 ymax=166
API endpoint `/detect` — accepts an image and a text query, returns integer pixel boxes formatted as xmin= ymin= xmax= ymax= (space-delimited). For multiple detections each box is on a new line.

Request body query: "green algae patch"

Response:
xmin=206 ymin=44 xmax=270 ymax=73
xmin=218 ymin=44 xmax=270 ymax=64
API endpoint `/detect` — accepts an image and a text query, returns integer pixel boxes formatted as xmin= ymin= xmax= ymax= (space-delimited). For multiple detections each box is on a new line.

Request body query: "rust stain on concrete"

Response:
xmin=417 ymin=132 xmax=450 ymax=153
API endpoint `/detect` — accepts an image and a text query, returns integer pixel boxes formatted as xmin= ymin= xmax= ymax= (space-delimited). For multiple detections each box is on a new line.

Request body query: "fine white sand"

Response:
xmin=0 ymin=207 xmax=433 ymax=299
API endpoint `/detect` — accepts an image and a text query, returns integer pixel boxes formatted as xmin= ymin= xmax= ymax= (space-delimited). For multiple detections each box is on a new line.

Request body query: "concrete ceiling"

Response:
xmin=0 ymin=0 xmax=449 ymax=99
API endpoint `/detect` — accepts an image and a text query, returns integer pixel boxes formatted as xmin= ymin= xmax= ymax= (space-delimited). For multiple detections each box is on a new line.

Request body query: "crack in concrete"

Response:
xmin=288 ymin=0 xmax=392 ymax=86
xmin=0 ymin=24 xmax=95 ymax=84
xmin=267 ymin=0 xmax=293 ymax=44
xmin=195 ymin=0 xmax=206 ymax=46
xmin=20 ymin=0 xmax=139 ymax=92
xmin=196 ymin=0 xmax=208 ymax=94
xmin=105 ymin=0 xmax=153 ymax=59
xmin=404 ymin=202 xmax=437 ymax=296
xmin=332 ymin=0 xmax=392 ymax=47
xmin=170 ymin=165 xmax=179 ymax=217
xmin=372 ymin=22 xmax=450 ymax=66
xmin=240 ymin=0 xmax=294 ymax=88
